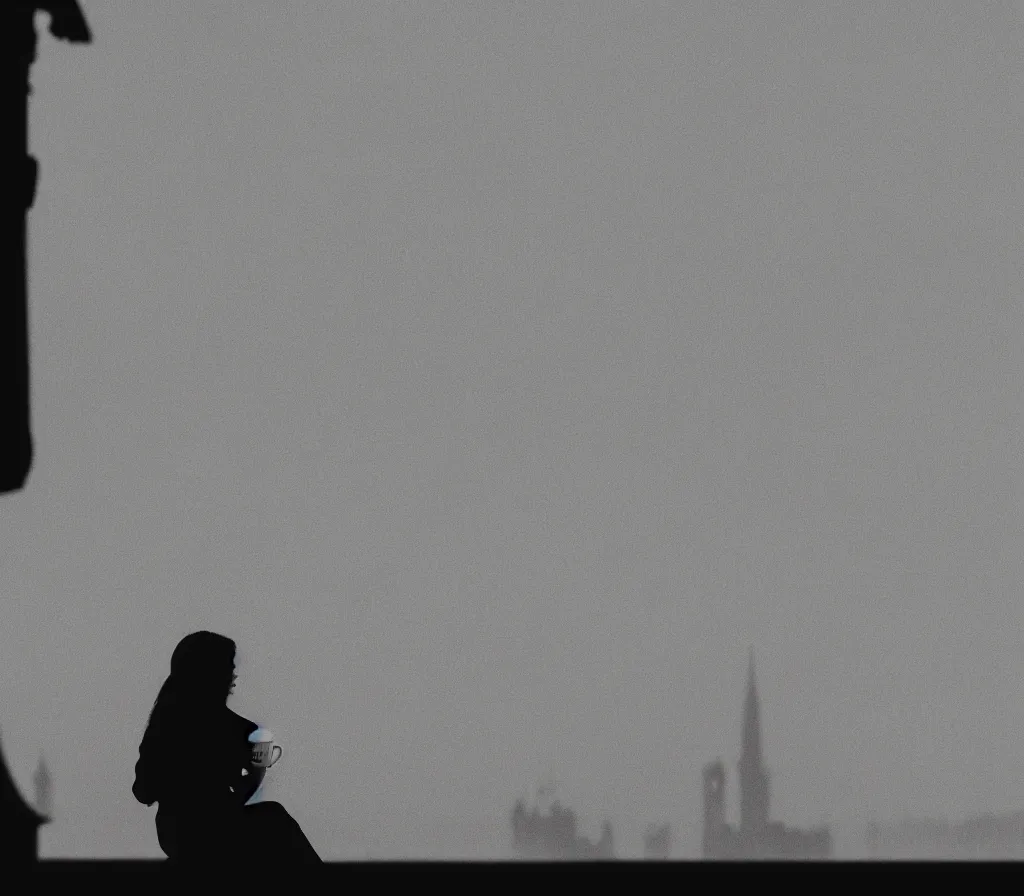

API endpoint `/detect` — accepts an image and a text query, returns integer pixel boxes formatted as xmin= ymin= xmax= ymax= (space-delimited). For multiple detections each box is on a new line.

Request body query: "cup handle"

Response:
xmin=269 ymin=745 xmax=283 ymax=767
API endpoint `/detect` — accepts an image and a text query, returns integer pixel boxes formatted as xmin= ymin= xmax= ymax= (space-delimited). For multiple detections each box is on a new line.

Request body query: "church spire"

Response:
xmin=738 ymin=647 xmax=769 ymax=831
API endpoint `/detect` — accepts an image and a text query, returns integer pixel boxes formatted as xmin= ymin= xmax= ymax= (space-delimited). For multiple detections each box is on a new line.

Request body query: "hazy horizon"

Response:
xmin=3 ymin=1 xmax=1024 ymax=859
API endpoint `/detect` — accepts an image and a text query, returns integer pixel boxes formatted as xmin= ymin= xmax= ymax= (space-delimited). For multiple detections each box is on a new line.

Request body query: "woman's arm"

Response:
xmin=132 ymin=752 xmax=158 ymax=806
xmin=229 ymin=712 xmax=269 ymax=804
xmin=233 ymin=764 xmax=267 ymax=805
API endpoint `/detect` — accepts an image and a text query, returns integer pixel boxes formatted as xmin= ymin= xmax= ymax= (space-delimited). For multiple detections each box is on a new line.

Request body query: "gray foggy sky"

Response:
xmin=2 ymin=1 xmax=1023 ymax=858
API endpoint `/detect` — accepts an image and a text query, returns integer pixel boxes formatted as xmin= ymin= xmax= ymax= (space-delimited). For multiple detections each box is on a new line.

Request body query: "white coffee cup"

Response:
xmin=248 ymin=728 xmax=282 ymax=768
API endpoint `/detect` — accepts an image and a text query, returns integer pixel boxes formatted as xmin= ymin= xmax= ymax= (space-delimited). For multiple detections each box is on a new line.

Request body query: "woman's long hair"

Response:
xmin=133 ymin=631 xmax=236 ymax=805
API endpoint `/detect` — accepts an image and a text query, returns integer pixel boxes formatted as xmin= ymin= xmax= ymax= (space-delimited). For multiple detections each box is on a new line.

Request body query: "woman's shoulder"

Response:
xmin=225 ymin=707 xmax=259 ymax=736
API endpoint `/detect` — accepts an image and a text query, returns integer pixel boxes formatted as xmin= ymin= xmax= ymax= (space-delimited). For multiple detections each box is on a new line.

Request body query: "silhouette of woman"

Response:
xmin=132 ymin=631 xmax=322 ymax=864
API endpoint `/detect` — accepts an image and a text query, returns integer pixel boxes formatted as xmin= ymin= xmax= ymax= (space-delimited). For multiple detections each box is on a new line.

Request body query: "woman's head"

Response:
xmin=169 ymin=631 xmax=237 ymax=700
xmin=146 ymin=631 xmax=237 ymax=729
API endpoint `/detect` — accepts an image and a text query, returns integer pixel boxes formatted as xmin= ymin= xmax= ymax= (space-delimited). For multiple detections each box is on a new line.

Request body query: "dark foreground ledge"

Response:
xmin=31 ymin=860 xmax=1020 ymax=874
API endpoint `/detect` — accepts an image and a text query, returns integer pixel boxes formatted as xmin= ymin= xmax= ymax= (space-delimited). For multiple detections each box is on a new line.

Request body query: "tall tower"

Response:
xmin=701 ymin=759 xmax=726 ymax=858
xmin=33 ymin=753 xmax=51 ymax=819
xmin=738 ymin=648 xmax=770 ymax=832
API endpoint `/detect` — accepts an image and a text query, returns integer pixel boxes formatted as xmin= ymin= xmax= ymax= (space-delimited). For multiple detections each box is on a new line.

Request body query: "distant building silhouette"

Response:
xmin=0 ymin=729 xmax=50 ymax=863
xmin=643 ymin=822 xmax=671 ymax=859
xmin=511 ymin=791 xmax=615 ymax=860
xmin=33 ymin=753 xmax=52 ymax=819
xmin=866 ymin=813 xmax=1024 ymax=859
xmin=701 ymin=650 xmax=832 ymax=859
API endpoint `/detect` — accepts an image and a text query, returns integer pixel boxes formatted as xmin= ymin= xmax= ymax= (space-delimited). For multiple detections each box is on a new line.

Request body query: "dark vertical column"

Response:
xmin=0 ymin=6 xmax=38 ymax=494
xmin=1 ymin=3 xmax=91 ymax=495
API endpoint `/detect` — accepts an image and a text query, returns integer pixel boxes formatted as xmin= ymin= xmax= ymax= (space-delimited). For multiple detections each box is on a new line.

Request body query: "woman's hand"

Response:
xmin=235 ymin=763 xmax=267 ymax=805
